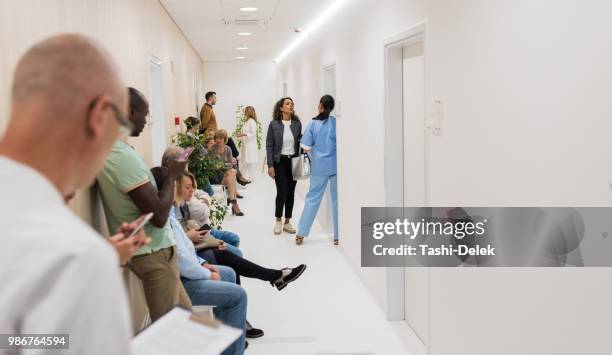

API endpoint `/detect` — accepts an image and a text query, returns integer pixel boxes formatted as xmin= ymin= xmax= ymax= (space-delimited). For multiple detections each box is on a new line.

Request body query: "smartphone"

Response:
xmin=178 ymin=147 xmax=195 ymax=162
xmin=197 ymin=224 xmax=212 ymax=232
xmin=128 ymin=212 xmax=154 ymax=238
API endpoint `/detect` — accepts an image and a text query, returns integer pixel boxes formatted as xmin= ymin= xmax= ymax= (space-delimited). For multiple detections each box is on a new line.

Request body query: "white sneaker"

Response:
xmin=283 ymin=222 xmax=296 ymax=234
xmin=273 ymin=221 xmax=283 ymax=235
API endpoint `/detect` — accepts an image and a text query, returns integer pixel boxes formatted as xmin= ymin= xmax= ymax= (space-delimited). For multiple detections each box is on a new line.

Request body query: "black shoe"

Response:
xmin=238 ymin=179 xmax=252 ymax=186
xmin=272 ymin=264 xmax=307 ymax=291
xmin=246 ymin=320 xmax=264 ymax=338
xmin=236 ymin=194 xmax=244 ymax=199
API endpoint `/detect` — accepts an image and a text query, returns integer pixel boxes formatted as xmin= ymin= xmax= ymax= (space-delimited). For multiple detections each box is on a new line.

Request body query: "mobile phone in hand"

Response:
xmin=197 ymin=224 xmax=212 ymax=232
xmin=128 ymin=213 xmax=154 ymax=238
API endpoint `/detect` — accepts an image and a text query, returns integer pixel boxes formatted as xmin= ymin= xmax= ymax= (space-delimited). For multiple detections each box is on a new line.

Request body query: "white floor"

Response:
xmin=222 ymin=172 xmax=414 ymax=355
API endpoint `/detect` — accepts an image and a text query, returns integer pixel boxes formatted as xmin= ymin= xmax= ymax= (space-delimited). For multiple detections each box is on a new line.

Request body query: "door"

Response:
xmin=149 ymin=58 xmax=165 ymax=166
xmin=402 ymin=41 xmax=428 ymax=344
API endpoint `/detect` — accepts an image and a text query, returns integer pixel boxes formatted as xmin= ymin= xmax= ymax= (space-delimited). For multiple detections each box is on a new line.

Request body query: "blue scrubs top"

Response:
xmin=300 ymin=116 xmax=337 ymax=176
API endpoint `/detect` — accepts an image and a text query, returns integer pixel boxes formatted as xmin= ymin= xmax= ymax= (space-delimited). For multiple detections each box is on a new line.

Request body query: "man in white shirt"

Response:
xmin=0 ymin=34 xmax=133 ymax=354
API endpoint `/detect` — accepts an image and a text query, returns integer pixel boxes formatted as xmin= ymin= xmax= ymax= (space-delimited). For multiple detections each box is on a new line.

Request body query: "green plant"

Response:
xmin=172 ymin=132 xmax=226 ymax=189
xmin=209 ymin=195 xmax=228 ymax=230
xmin=231 ymin=105 xmax=263 ymax=150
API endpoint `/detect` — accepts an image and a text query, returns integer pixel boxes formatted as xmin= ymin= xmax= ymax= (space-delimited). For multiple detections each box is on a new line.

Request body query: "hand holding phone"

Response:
xmin=126 ymin=213 xmax=154 ymax=238
xmin=197 ymin=224 xmax=212 ymax=232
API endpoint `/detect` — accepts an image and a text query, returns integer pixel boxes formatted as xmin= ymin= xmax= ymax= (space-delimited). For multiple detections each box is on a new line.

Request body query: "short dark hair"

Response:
xmin=128 ymin=87 xmax=147 ymax=111
xmin=205 ymin=91 xmax=216 ymax=101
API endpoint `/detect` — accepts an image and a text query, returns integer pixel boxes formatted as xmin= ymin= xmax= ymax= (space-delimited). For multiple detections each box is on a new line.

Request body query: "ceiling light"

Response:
xmin=236 ymin=46 xmax=248 ymax=50
xmin=240 ymin=7 xmax=258 ymax=12
xmin=238 ymin=32 xmax=252 ymax=36
xmin=275 ymin=0 xmax=350 ymax=63
xmin=236 ymin=56 xmax=247 ymax=60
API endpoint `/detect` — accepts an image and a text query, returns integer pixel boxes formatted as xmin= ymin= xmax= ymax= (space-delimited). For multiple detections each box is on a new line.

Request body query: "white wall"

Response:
xmin=203 ymin=62 xmax=277 ymax=132
xmin=0 ymin=0 xmax=204 ymax=223
xmin=278 ymin=0 xmax=612 ymax=354
xmin=278 ymin=0 xmax=429 ymax=315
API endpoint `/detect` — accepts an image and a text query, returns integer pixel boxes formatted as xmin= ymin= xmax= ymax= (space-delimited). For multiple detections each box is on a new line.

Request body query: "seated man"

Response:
xmin=169 ymin=205 xmax=247 ymax=355
xmin=0 ymin=34 xmax=133 ymax=354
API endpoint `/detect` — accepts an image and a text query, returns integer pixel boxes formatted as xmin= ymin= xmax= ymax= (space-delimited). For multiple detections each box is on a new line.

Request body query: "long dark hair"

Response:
xmin=314 ymin=95 xmax=335 ymax=120
xmin=273 ymin=97 xmax=299 ymax=121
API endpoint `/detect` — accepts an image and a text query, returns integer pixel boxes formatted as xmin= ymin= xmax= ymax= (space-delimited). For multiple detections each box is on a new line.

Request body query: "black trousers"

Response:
xmin=274 ymin=156 xmax=297 ymax=219
xmin=197 ymin=248 xmax=282 ymax=285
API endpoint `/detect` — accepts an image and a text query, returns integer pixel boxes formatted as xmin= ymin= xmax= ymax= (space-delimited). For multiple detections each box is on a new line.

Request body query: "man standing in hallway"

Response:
xmin=97 ymin=87 xmax=192 ymax=322
xmin=199 ymin=91 xmax=218 ymax=134
xmin=0 ymin=34 xmax=132 ymax=354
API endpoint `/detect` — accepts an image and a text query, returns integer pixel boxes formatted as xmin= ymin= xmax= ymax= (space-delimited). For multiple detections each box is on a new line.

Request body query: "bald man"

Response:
xmin=0 ymin=34 xmax=132 ymax=354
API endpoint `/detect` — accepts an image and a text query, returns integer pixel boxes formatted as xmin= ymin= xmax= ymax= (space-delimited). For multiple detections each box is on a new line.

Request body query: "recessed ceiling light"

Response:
xmin=238 ymin=32 xmax=252 ymax=36
xmin=236 ymin=56 xmax=247 ymax=60
xmin=240 ymin=7 xmax=258 ymax=12
xmin=236 ymin=46 xmax=249 ymax=50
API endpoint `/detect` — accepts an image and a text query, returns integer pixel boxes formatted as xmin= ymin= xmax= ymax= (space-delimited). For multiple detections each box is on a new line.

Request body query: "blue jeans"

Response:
xmin=297 ymin=174 xmax=338 ymax=240
xmin=211 ymin=229 xmax=241 ymax=247
xmin=203 ymin=182 xmax=215 ymax=197
xmin=182 ymin=265 xmax=247 ymax=355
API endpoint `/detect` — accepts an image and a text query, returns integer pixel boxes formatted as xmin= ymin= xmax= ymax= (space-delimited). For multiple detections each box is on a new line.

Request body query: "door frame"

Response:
xmin=383 ymin=21 xmax=431 ymax=349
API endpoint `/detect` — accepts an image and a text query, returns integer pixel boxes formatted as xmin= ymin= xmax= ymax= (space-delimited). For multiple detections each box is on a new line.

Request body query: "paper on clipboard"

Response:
xmin=131 ymin=307 xmax=242 ymax=355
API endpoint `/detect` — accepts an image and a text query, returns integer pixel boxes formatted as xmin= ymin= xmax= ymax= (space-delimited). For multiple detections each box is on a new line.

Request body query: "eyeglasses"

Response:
xmin=87 ymin=95 xmax=134 ymax=137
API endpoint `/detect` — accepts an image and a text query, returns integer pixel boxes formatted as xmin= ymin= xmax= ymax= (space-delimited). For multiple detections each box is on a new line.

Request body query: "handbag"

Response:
xmin=291 ymin=151 xmax=311 ymax=180
xmin=181 ymin=219 xmax=222 ymax=250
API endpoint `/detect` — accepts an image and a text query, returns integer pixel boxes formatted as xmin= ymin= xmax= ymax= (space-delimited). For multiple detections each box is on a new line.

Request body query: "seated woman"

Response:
xmin=153 ymin=166 xmax=307 ymax=291
xmin=207 ymin=129 xmax=244 ymax=216
xmin=175 ymin=171 xmax=242 ymax=257
xmin=168 ymin=204 xmax=248 ymax=355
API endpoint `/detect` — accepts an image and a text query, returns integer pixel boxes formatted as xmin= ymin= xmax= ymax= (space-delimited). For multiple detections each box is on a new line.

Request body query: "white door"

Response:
xmin=149 ymin=58 xmax=165 ymax=166
xmin=402 ymin=41 xmax=428 ymax=343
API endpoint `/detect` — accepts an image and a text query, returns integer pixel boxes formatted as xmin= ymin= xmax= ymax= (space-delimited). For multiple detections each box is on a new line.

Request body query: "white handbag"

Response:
xmin=291 ymin=152 xmax=311 ymax=180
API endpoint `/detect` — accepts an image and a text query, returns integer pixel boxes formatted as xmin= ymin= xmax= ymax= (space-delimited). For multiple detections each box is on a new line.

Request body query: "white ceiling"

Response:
xmin=160 ymin=0 xmax=330 ymax=62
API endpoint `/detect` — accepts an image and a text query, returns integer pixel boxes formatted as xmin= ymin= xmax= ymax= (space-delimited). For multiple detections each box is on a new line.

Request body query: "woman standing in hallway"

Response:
xmin=266 ymin=97 xmax=302 ymax=235
xmin=295 ymin=95 xmax=338 ymax=245
xmin=238 ymin=106 xmax=259 ymax=181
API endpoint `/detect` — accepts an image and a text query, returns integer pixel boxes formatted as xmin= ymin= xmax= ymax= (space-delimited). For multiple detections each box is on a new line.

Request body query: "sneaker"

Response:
xmin=283 ymin=222 xmax=296 ymax=234
xmin=246 ymin=320 xmax=264 ymax=338
xmin=273 ymin=221 xmax=283 ymax=235
xmin=272 ymin=264 xmax=307 ymax=291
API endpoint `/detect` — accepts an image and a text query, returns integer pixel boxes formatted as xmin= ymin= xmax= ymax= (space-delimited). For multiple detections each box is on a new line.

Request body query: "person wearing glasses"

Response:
xmin=0 ymin=34 xmax=133 ymax=354
xmin=97 ymin=87 xmax=193 ymax=322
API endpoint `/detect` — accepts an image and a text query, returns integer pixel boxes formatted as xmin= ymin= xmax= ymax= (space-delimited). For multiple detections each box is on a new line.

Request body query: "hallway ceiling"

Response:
xmin=160 ymin=0 xmax=330 ymax=62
